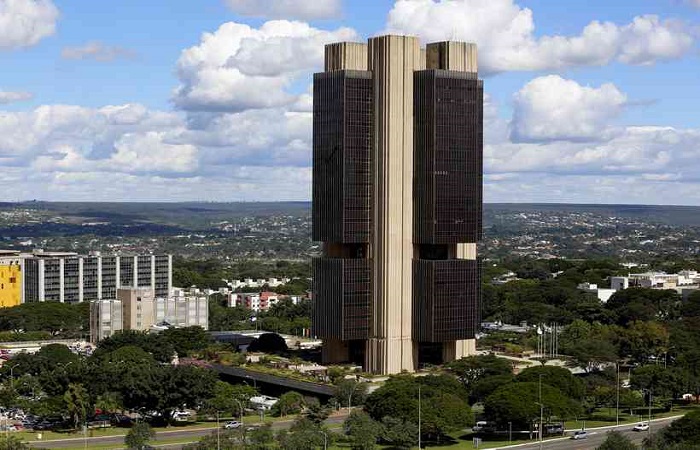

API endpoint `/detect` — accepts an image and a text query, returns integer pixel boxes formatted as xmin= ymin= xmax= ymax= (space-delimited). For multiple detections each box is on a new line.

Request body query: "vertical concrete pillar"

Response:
xmin=366 ymin=35 xmax=420 ymax=374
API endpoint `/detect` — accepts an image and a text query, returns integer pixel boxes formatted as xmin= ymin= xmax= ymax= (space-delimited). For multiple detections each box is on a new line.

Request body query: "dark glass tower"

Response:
xmin=312 ymin=37 xmax=483 ymax=374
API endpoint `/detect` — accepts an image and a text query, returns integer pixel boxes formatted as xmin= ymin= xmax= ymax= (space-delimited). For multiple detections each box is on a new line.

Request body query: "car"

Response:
xmin=633 ymin=423 xmax=650 ymax=432
xmin=571 ymin=431 xmax=588 ymax=440
xmin=224 ymin=421 xmax=242 ymax=429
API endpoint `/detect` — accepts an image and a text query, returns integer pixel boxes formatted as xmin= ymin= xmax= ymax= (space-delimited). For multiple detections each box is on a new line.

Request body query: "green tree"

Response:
xmin=247 ymin=333 xmax=288 ymax=353
xmin=381 ymin=416 xmax=417 ymax=450
xmin=64 ymin=383 xmax=89 ymax=429
xmin=277 ymin=417 xmax=329 ymax=450
xmin=364 ymin=374 xmax=473 ymax=438
xmin=597 ymin=431 xmax=637 ymax=450
xmin=656 ymin=410 xmax=700 ymax=446
xmin=95 ymin=391 xmax=123 ymax=414
xmin=273 ymin=391 xmax=305 ymax=417
xmin=248 ymin=423 xmax=275 ymax=449
xmin=484 ymin=382 xmax=582 ymax=429
xmin=304 ymin=401 xmax=331 ymax=425
xmin=344 ymin=410 xmax=382 ymax=450
xmin=160 ymin=326 xmax=211 ymax=356
xmin=206 ymin=381 xmax=245 ymax=418
xmin=125 ymin=422 xmax=156 ymax=450
xmin=0 ymin=436 xmax=30 ymax=450
xmin=333 ymin=379 xmax=369 ymax=409
xmin=567 ymin=338 xmax=618 ymax=372
xmin=447 ymin=354 xmax=513 ymax=392
xmin=516 ymin=366 xmax=585 ymax=400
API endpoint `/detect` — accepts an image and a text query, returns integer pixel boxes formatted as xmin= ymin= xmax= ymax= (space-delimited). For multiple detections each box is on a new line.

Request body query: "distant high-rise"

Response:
xmin=312 ymin=36 xmax=483 ymax=374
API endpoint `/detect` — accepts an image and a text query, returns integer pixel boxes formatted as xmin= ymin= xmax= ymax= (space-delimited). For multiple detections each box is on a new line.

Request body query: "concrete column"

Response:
xmin=78 ymin=258 xmax=84 ymax=302
xmin=132 ymin=256 xmax=138 ymax=288
xmin=59 ymin=259 xmax=65 ymax=303
xmin=151 ymin=255 xmax=156 ymax=291
xmin=366 ymin=35 xmax=421 ymax=374
xmin=38 ymin=259 xmax=45 ymax=302
xmin=167 ymin=255 xmax=173 ymax=296
xmin=115 ymin=256 xmax=121 ymax=289
xmin=97 ymin=257 xmax=102 ymax=300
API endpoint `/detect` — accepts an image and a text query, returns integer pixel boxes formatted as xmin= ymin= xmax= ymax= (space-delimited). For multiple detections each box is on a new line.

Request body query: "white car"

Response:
xmin=571 ymin=431 xmax=588 ymax=440
xmin=632 ymin=423 xmax=650 ymax=432
xmin=224 ymin=421 xmax=242 ymax=429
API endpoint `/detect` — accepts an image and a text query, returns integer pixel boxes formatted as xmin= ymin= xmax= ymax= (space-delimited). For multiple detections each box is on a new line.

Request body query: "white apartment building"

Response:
xmin=90 ymin=287 xmax=208 ymax=343
xmin=12 ymin=250 xmax=172 ymax=303
xmin=226 ymin=277 xmax=291 ymax=290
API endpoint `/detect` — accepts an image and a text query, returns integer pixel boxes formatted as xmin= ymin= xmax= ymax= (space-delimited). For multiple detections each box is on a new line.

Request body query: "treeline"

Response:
xmin=0 ymin=327 xmax=247 ymax=429
xmin=209 ymin=296 xmax=311 ymax=335
xmin=0 ymin=302 xmax=88 ymax=338
xmin=172 ymin=258 xmax=311 ymax=290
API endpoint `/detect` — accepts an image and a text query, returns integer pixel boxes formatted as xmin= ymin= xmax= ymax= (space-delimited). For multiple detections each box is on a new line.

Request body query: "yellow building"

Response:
xmin=0 ymin=261 xmax=22 ymax=307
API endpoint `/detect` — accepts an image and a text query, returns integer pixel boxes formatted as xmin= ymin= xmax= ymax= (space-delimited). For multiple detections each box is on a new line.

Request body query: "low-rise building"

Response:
xmin=89 ymin=287 xmax=208 ymax=343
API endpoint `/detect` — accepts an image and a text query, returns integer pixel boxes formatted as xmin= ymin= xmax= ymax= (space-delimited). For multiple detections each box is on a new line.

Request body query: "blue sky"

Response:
xmin=0 ymin=0 xmax=699 ymax=204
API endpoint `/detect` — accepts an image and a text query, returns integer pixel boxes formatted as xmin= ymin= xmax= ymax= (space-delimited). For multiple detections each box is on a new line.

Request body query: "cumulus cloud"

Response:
xmin=0 ymin=90 xmax=32 ymax=104
xmin=511 ymin=75 xmax=627 ymax=142
xmin=33 ymin=132 xmax=198 ymax=175
xmin=173 ymin=20 xmax=356 ymax=112
xmin=223 ymin=0 xmax=341 ymax=20
xmin=61 ymin=41 xmax=136 ymax=62
xmin=0 ymin=0 xmax=59 ymax=50
xmin=385 ymin=0 xmax=695 ymax=74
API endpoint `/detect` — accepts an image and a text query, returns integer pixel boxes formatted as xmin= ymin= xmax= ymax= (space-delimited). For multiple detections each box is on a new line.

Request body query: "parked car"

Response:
xmin=633 ymin=423 xmax=650 ymax=432
xmin=571 ymin=431 xmax=588 ymax=440
xmin=224 ymin=421 xmax=242 ymax=429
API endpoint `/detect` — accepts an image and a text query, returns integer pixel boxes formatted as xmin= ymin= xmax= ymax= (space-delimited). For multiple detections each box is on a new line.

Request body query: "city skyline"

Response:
xmin=0 ymin=0 xmax=699 ymax=204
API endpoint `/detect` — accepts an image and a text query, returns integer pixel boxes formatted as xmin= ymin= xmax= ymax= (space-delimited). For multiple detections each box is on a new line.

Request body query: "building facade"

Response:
xmin=0 ymin=252 xmax=22 ymax=308
xmin=19 ymin=251 xmax=172 ymax=303
xmin=312 ymin=37 xmax=483 ymax=374
xmin=90 ymin=287 xmax=209 ymax=343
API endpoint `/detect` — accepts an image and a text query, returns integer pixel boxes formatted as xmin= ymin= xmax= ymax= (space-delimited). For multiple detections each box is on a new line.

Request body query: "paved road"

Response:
xmin=28 ymin=413 xmax=349 ymax=449
xmin=501 ymin=416 xmax=678 ymax=450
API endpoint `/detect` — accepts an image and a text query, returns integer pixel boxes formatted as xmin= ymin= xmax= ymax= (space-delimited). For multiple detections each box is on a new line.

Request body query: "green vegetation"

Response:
xmin=0 ymin=302 xmax=88 ymax=338
xmin=125 ymin=422 xmax=155 ymax=449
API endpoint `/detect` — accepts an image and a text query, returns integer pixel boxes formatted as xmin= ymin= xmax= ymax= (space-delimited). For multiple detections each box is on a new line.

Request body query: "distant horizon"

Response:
xmin=4 ymin=200 xmax=700 ymax=207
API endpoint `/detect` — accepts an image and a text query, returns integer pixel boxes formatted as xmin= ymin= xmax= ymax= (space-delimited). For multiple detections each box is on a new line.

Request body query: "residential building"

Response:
xmin=17 ymin=250 xmax=171 ymax=303
xmin=90 ymin=299 xmax=123 ymax=342
xmin=119 ymin=287 xmax=155 ymax=331
xmin=89 ymin=287 xmax=209 ymax=343
xmin=228 ymin=291 xmax=280 ymax=312
xmin=312 ymin=37 xmax=483 ymax=374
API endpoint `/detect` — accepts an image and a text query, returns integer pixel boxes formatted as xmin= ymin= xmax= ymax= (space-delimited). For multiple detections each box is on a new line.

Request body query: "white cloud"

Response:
xmin=511 ymin=75 xmax=627 ymax=142
xmin=33 ymin=132 xmax=198 ymax=175
xmin=0 ymin=0 xmax=59 ymax=50
xmin=61 ymin=41 xmax=136 ymax=62
xmin=223 ymin=0 xmax=341 ymax=20
xmin=173 ymin=20 xmax=356 ymax=112
xmin=385 ymin=0 xmax=695 ymax=74
xmin=0 ymin=90 xmax=32 ymax=104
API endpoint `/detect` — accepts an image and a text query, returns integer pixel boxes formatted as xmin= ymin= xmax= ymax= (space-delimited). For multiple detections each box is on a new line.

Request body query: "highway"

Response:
xmin=27 ymin=412 xmax=349 ymax=449
xmin=502 ymin=416 xmax=679 ymax=450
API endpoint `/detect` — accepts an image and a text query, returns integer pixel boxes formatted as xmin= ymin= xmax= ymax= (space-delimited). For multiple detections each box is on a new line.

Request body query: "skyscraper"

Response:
xmin=312 ymin=36 xmax=483 ymax=374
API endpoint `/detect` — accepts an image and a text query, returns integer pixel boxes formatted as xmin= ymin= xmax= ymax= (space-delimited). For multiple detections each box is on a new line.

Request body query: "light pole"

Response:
xmin=616 ymin=362 xmax=620 ymax=427
xmin=538 ymin=374 xmax=544 ymax=450
xmin=216 ymin=411 xmax=220 ymax=450
xmin=233 ymin=399 xmax=244 ymax=422
xmin=8 ymin=364 xmax=19 ymax=391
xmin=508 ymin=421 xmax=512 ymax=444
xmin=317 ymin=429 xmax=327 ymax=450
xmin=418 ymin=384 xmax=422 ymax=450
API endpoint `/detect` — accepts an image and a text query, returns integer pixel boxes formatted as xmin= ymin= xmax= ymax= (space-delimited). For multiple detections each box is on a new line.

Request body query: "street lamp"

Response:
xmin=233 ymin=399 xmax=244 ymax=422
xmin=8 ymin=364 xmax=19 ymax=391
xmin=539 ymin=375 xmax=543 ymax=450
xmin=508 ymin=421 xmax=512 ymax=444
xmin=418 ymin=384 xmax=422 ymax=450
xmin=616 ymin=362 xmax=620 ymax=427
xmin=316 ymin=429 xmax=327 ymax=450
